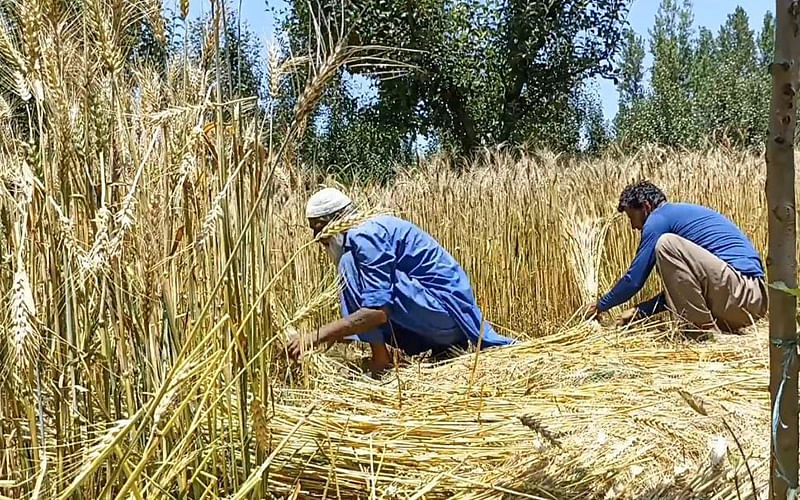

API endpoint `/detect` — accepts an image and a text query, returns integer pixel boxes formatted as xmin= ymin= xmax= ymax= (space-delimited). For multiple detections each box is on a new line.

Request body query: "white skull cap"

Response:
xmin=305 ymin=187 xmax=352 ymax=219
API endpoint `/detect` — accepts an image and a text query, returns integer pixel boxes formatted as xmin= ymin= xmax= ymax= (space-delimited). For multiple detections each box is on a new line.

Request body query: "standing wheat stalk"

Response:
xmin=80 ymin=206 xmax=112 ymax=274
xmin=5 ymin=159 xmax=38 ymax=373
xmin=11 ymin=262 xmax=38 ymax=372
xmin=287 ymin=278 xmax=343 ymax=328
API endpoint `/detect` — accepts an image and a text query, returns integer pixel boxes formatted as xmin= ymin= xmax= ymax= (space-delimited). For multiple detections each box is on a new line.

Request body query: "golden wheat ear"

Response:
xmin=11 ymin=266 xmax=39 ymax=373
xmin=314 ymin=206 xmax=393 ymax=241
xmin=287 ymin=277 xmax=343 ymax=328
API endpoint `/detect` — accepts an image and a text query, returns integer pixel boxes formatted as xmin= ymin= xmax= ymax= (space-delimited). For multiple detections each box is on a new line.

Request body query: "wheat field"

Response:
xmin=0 ymin=0 xmax=779 ymax=498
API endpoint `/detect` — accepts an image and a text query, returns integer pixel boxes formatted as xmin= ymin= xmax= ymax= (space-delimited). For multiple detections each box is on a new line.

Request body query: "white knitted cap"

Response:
xmin=305 ymin=187 xmax=352 ymax=219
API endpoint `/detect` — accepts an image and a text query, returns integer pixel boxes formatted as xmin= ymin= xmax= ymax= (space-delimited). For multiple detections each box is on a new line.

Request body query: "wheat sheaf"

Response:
xmin=562 ymin=210 xmax=617 ymax=305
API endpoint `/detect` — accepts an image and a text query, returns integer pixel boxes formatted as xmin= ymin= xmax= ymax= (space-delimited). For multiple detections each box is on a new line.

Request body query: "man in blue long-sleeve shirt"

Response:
xmin=585 ymin=181 xmax=766 ymax=332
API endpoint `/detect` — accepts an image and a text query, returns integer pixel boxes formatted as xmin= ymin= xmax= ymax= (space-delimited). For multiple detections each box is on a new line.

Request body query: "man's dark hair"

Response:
xmin=617 ymin=181 xmax=667 ymax=212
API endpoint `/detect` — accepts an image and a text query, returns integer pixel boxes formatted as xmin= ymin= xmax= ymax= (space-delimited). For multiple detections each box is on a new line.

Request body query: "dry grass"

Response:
xmin=262 ymin=321 xmax=770 ymax=499
xmin=0 ymin=1 xmax=782 ymax=499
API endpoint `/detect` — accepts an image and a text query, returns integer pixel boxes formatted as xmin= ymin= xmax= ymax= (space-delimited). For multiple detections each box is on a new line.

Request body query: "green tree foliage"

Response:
xmin=304 ymin=76 xmax=414 ymax=184
xmin=615 ymin=1 xmax=775 ymax=149
xmin=618 ymin=29 xmax=646 ymax=106
xmin=583 ymin=94 xmax=612 ymax=154
xmin=712 ymin=6 xmax=763 ymax=145
xmin=286 ymin=0 xmax=630 ymax=158
xmin=689 ymin=27 xmax=715 ymax=140
xmin=756 ymin=12 xmax=775 ymax=135
xmin=614 ymin=29 xmax=656 ymax=142
xmin=648 ymin=0 xmax=695 ymax=145
xmin=758 ymin=12 xmax=775 ymax=67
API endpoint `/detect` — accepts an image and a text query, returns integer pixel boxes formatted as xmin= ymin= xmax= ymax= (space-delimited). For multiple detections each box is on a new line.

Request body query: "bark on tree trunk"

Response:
xmin=767 ymin=1 xmax=799 ymax=499
xmin=441 ymin=86 xmax=478 ymax=152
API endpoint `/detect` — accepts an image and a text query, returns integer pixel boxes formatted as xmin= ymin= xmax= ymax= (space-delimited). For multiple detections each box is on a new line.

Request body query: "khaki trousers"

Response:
xmin=655 ymin=234 xmax=767 ymax=331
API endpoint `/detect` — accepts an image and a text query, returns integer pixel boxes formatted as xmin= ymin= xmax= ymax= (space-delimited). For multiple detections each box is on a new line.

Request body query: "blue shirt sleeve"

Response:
xmin=348 ymin=227 xmax=396 ymax=308
xmin=338 ymin=253 xmax=390 ymax=344
xmin=597 ymin=216 xmax=668 ymax=311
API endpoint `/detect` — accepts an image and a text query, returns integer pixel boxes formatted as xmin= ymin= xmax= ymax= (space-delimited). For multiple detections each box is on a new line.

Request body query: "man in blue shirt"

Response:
xmin=585 ymin=181 xmax=766 ymax=332
xmin=287 ymin=188 xmax=515 ymax=374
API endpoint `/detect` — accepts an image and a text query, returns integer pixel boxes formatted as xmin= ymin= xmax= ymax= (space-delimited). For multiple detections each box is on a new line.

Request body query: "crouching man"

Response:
xmin=287 ymin=187 xmax=515 ymax=374
xmin=585 ymin=181 xmax=766 ymax=332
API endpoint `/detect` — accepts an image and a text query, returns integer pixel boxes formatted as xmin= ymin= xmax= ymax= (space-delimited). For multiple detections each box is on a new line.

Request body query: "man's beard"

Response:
xmin=324 ymin=233 xmax=345 ymax=265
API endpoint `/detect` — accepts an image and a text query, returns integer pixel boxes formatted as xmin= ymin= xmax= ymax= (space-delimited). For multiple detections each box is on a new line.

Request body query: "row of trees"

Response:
xmin=136 ymin=0 xmax=628 ymax=180
xmin=0 ymin=0 xmax=779 ymax=180
xmin=277 ymin=0 xmax=777 ymax=178
xmin=615 ymin=0 xmax=774 ymax=149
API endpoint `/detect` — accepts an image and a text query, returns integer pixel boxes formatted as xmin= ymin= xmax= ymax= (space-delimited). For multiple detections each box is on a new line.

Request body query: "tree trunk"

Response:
xmin=766 ymin=1 xmax=799 ymax=498
xmin=441 ymin=86 xmax=478 ymax=152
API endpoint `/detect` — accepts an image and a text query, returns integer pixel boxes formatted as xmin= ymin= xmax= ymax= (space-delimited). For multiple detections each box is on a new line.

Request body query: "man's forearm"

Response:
xmin=598 ymin=231 xmax=660 ymax=311
xmin=597 ymin=276 xmax=643 ymax=311
xmin=316 ymin=307 xmax=389 ymax=344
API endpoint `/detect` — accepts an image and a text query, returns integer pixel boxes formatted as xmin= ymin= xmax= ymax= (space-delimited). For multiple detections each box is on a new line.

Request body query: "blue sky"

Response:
xmin=178 ymin=0 xmax=772 ymax=122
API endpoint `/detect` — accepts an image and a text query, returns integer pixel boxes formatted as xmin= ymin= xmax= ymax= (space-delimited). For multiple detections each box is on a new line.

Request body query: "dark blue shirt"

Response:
xmin=597 ymin=202 xmax=764 ymax=311
xmin=337 ymin=215 xmax=515 ymax=352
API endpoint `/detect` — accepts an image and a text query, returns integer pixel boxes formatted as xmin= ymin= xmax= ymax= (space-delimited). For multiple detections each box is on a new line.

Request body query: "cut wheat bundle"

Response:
xmin=260 ymin=320 xmax=769 ymax=499
xmin=560 ymin=206 xmax=620 ymax=312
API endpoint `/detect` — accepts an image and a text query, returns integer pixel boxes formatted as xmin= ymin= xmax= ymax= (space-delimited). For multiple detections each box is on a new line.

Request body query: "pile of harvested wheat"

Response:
xmin=254 ymin=319 xmax=770 ymax=499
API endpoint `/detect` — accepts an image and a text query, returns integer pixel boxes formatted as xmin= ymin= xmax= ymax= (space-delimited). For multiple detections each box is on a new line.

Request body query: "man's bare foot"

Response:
xmin=357 ymin=356 xmax=392 ymax=377
xmin=681 ymin=322 xmax=720 ymax=341
xmin=369 ymin=359 xmax=392 ymax=378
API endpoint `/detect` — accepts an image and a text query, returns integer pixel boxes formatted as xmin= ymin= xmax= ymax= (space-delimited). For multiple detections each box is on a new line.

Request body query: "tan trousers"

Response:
xmin=655 ymin=234 xmax=767 ymax=331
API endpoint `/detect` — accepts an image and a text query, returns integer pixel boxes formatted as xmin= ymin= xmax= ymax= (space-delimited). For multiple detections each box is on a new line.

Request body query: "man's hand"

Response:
xmin=615 ymin=307 xmax=639 ymax=327
xmin=583 ymin=303 xmax=600 ymax=321
xmin=286 ymin=333 xmax=315 ymax=360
